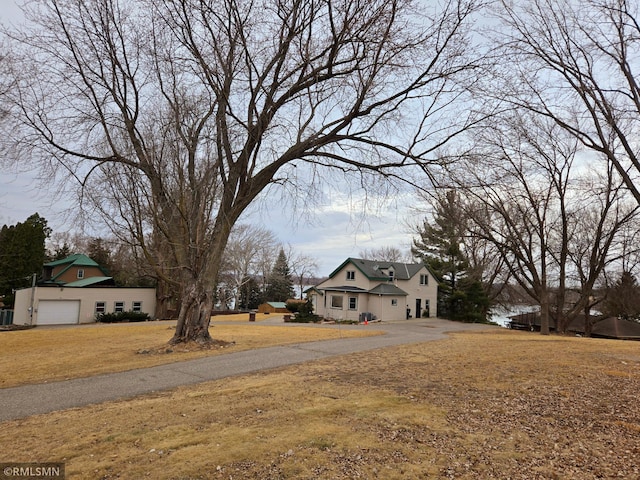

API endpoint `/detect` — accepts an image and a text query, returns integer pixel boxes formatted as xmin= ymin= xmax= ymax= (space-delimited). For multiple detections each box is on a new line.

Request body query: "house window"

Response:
xmin=391 ymin=299 xmax=398 ymax=306
xmin=388 ymin=270 xmax=395 ymax=281
xmin=331 ymin=295 xmax=343 ymax=309
xmin=346 ymin=270 xmax=355 ymax=280
xmin=95 ymin=301 xmax=106 ymax=314
xmin=420 ymin=274 xmax=429 ymax=285
xmin=77 ymin=269 xmax=85 ymax=279
xmin=348 ymin=297 xmax=357 ymax=310
xmin=132 ymin=301 xmax=142 ymax=312
xmin=114 ymin=301 xmax=125 ymax=313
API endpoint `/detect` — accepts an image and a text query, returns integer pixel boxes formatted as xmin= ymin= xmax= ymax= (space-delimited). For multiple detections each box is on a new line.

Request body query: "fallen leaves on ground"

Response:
xmin=2 ymin=329 xmax=639 ymax=479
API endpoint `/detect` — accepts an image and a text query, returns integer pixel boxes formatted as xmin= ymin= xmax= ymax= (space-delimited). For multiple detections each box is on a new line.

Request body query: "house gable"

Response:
xmin=328 ymin=258 xmax=430 ymax=282
xmin=42 ymin=254 xmax=111 ymax=285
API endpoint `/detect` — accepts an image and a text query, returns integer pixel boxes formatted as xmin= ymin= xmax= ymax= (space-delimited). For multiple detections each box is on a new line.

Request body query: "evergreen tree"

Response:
xmin=412 ymin=191 xmax=490 ymax=322
xmin=602 ymin=272 xmax=640 ymax=321
xmin=265 ymin=248 xmax=294 ymax=302
xmin=0 ymin=213 xmax=51 ymax=306
xmin=412 ymin=190 xmax=468 ymax=291
xmin=87 ymin=237 xmax=112 ymax=272
xmin=50 ymin=242 xmax=72 ymax=261
xmin=238 ymin=276 xmax=263 ymax=310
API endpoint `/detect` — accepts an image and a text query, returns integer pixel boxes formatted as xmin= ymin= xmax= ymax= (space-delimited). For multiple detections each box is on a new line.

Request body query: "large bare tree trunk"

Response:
xmin=171 ymin=283 xmax=214 ymax=345
xmin=539 ymin=287 xmax=550 ymax=336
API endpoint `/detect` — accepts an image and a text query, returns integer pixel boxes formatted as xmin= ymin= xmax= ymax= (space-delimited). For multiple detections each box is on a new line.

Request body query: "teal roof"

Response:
xmin=267 ymin=302 xmax=288 ymax=308
xmin=45 ymin=254 xmax=101 ymax=268
xmin=44 ymin=254 xmax=110 ymax=282
xmin=64 ymin=277 xmax=115 ymax=287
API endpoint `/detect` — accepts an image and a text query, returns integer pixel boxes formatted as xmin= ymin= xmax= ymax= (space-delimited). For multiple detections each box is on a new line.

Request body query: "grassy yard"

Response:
xmin=1 ymin=327 xmax=640 ymax=478
xmin=0 ymin=313 xmax=378 ymax=388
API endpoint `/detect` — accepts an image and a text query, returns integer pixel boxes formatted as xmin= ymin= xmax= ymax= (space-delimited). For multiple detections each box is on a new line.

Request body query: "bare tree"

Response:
xmin=2 ymin=0 xmax=482 ymax=344
xmin=222 ymin=224 xmax=278 ymax=308
xmin=284 ymin=244 xmax=319 ymax=299
xmin=358 ymin=246 xmax=410 ymax=263
xmin=493 ymin=0 xmax=640 ymax=205
xmin=456 ymin=113 xmax=636 ymax=334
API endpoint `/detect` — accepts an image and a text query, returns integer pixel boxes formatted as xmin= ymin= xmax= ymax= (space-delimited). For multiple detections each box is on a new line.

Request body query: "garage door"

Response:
xmin=36 ymin=300 xmax=81 ymax=325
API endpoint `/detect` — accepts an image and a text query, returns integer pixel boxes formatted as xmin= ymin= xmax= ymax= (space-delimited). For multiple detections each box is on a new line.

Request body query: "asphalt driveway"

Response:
xmin=0 ymin=318 xmax=494 ymax=422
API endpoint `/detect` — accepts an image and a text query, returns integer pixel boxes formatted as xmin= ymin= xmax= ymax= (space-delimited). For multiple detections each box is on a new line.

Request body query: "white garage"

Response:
xmin=36 ymin=300 xmax=81 ymax=325
xmin=13 ymin=286 xmax=156 ymax=325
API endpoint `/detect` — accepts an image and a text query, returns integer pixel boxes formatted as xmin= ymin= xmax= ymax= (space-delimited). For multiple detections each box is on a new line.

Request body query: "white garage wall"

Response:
xmin=14 ymin=286 xmax=156 ymax=325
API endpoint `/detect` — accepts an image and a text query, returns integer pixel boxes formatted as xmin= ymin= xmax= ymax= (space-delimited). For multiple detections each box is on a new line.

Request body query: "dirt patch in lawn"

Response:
xmin=0 ymin=315 xmax=379 ymax=388
xmin=2 ymin=329 xmax=639 ymax=479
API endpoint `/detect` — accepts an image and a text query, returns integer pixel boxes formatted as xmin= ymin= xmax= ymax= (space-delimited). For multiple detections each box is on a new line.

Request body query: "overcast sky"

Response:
xmin=0 ymin=1 xmax=423 ymax=274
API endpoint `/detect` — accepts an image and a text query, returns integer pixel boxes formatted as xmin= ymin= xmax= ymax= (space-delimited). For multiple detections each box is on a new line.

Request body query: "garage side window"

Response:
xmin=132 ymin=301 xmax=142 ymax=312
xmin=114 ymin=301 xmax=125 ymax=313
xmin=95 ymin=301 xmax=106 ymax=314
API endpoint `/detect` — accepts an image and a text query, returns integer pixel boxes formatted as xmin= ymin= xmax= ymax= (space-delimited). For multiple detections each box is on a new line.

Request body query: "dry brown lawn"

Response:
xmin=0 ymin=314 xmax=378 ymax=388
xmin=2 ymin=328 xmax=640 ymax=479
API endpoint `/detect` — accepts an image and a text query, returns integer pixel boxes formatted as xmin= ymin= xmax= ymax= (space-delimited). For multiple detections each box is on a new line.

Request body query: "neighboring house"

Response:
xmin=308 ymin=258 xmax=438 ymax=322
xmin=41 ymin=254 xmax=113 ymax=286
xmin=12 ymin=254 xmax=155 ymax=326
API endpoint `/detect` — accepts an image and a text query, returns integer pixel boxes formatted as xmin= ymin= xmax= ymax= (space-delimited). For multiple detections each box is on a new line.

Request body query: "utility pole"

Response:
xmin=29 ymin=273 xmax=36 ymax=325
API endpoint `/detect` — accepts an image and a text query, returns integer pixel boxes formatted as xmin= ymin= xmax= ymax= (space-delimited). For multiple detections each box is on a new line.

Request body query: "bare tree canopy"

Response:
xmin=447 ymin=111 xmax=638 ymax=334
xmin=492 ymin=0 xmax=640 ymax=204
xmin=0 ymin=0 xmax=482 ymax=343
xmin=358 ymin=246 xmax=410 ymax=263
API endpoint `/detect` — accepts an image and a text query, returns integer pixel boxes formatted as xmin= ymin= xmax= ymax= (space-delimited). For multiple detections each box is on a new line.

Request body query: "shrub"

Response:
xmin=285 ymin=301 xmax=301 ymax=313
xmin=96 ymin=311 xmax=150 ymax=323
xmin=287 ymin=299 xmax=320 ymax=323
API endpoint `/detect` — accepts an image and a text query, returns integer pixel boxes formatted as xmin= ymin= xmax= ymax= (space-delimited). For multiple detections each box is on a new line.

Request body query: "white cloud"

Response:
xmin=244 ymin=189 xmax=420 ymax=274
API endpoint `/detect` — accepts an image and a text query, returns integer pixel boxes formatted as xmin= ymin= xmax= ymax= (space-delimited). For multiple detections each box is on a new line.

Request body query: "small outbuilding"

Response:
xmin=257 ymin=302 xmax=290 ymax=314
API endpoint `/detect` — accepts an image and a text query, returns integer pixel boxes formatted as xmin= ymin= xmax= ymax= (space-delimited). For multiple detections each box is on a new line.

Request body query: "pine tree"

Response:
xmin=0 ymin=213 xmax=51 ymax=306
xmin=602 ymin=272 xmax=640 ymax=321
xmin=412 ymin=190 xmax=468 ymax=291
xmin=412 ymin=191 xmax=490 ymax=322
xmin=265 ymin=248 xmax=294 ymax=302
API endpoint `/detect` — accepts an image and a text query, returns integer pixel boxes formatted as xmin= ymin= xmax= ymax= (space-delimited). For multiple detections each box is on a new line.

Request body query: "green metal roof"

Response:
xmin=45 ymin=254 xmax=101 ymax=268
xmin=44 ymin=254 xmax=110 ymax=282
xmin=64 ymin=277 xmax=115 ymax=287
xmin=267 ymin=302 xmax=288 ymax=308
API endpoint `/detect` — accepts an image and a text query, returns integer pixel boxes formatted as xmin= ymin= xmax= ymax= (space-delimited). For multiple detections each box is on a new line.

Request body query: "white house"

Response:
xmin=308 ymin=258 xmax=438 ymax=322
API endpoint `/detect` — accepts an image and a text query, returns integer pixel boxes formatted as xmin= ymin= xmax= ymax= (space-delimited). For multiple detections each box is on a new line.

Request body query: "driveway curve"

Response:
xmin=0 ymin=318 xmax=494 ymax=422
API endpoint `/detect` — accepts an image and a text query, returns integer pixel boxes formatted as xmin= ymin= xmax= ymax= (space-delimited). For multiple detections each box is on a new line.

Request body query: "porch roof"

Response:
xmin=322 ymin=286 xmax=368 ymax=293
xmin=369 ymin=284 xmax=408 ymax=296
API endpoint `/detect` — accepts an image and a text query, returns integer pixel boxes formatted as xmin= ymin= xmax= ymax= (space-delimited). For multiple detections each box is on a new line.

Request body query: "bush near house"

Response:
xmin=96 ymin=311 xmax=150 ymax=323
xmin=285 ymin=299 xmax=320 ymax=323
